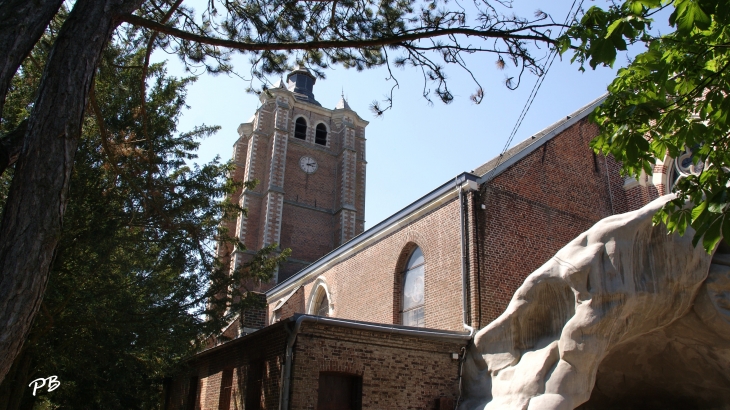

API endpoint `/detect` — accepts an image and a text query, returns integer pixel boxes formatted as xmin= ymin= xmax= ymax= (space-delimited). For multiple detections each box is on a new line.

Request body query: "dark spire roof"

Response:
xmin=286 ymin=65 xmax=320 ymax=106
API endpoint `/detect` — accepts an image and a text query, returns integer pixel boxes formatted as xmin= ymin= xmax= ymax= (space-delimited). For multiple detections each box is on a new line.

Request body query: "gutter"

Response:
xmin=278 ymin=315 xmax=472 ymax=410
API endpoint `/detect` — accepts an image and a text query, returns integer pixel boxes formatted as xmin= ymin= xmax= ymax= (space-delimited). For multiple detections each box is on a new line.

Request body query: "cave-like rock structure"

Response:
xmin=459 ymin=195 xmax=730 ymax=410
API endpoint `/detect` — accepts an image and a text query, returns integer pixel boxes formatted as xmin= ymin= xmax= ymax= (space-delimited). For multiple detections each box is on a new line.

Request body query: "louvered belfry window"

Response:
xmin=294 ymin=117 xmax=307 ymax=140
xmin=315 ymin=123 xmax=327 ymax=145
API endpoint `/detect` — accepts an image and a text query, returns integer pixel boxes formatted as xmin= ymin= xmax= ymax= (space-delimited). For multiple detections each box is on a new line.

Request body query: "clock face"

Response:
xmin=299 ymin=156 xmax=318 ymax=174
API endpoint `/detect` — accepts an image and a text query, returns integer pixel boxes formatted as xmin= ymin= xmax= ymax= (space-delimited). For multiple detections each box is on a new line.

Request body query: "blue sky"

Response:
xmin=153 ymin=1 xmax=639 ymax=229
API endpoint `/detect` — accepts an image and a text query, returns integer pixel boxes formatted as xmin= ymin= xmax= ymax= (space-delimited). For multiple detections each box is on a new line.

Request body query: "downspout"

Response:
xmin=472 ymin=191 xmax=483 ymax=329
xmin=456 ymin=176 xmax=475 ymax=337
xmin=456 ymin=176 xmax=475 ymax=410
xmin=279 ymin=315 xmax=310 ymax=410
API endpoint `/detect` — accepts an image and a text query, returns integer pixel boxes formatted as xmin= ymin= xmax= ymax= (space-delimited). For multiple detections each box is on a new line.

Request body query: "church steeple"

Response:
xmin=286 ymin=65 xmax=320 ymax=106
xmin=335 ymin=95 xmax=352 ymax=110
xmin=272 ymin=75 xmax=286 ymax=89
xmin=227 ymin=70 xmax=369 ymax=285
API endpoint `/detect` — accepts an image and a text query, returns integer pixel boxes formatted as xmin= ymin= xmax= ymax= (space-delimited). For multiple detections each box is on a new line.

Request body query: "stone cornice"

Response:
xmin=283 ymin=199 xmax=333 ymax=214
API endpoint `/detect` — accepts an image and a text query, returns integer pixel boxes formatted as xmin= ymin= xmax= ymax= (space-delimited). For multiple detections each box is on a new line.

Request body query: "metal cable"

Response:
xmin=483 ymin=0 xmax=585 ymax=181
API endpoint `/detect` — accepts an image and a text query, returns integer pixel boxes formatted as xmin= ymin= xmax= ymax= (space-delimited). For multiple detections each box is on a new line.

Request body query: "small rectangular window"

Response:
xmin=316 ymin=372 xmax=362 ymax=410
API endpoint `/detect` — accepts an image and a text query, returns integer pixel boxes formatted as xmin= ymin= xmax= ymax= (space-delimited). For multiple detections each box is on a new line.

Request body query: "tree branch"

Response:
xmin=140 ymin=0 xmax=183 ymax=191
xmin=89 ymin=81 xmax=120 ymax=178
xmin=121 ymin=13 xmax=558 ymax=51
xmin=0 ymin=120 xmax=28 ymax=176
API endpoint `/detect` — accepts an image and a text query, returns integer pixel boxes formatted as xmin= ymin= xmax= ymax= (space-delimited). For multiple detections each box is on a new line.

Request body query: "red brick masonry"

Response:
xmin=166 ymin=315 xmax=470 ymax=410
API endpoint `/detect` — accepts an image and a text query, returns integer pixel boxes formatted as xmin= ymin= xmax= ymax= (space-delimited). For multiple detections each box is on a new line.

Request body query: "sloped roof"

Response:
xmin=473 ymin=94 xmax=606 ymax=182
xmin=335 ymin=96 xmax=352 ymax=110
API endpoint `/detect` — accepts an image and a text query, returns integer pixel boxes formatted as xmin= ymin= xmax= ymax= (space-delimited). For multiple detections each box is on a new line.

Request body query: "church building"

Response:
xmin=165 ymin=69 xmax=676 ymax=410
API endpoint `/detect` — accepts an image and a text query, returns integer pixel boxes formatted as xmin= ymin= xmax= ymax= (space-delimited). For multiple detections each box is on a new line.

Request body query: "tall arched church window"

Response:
xmin=294 ymin=117 xmax=307 ymax=140
xmin=402 ymin=247 xmax=425 ymax=327
xmin=315 ymin=123 xmax=327 ymax=146
xmin=314 ymin=290 xmax=330 ymax=317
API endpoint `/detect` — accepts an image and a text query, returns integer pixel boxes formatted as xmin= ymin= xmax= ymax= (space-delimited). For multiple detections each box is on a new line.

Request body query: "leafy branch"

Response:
xmin=563 ymin=0 xmax=730 ymax=252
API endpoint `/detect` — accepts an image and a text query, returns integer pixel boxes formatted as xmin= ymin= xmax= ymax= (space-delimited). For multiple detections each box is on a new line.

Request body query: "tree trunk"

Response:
xmin=0 ymin=347 xmax=35 ymax=410
xmin=0 ymin=120 xmax=27 ymax=176
xmin=0 ymin=0 xmax=144 ymax=385
xmin=0 ymin=0 xmax=63 ymax=177
xmin=0 ymin=0 xmax=64 ymax=118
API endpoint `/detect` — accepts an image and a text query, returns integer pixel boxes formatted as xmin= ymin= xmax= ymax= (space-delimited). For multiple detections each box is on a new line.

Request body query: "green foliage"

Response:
xmin=563 ymin=0 xmax=730 ymax=253
xmin=0 ymin=32 xmax=286 ymax=409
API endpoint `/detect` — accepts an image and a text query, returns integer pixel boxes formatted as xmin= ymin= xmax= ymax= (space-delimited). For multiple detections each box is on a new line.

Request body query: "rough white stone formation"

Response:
xmin=459 ymin=195 xmax=730 ymax=410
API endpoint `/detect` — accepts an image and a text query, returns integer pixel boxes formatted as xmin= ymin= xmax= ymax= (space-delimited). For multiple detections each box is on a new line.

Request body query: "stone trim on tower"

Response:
xmin=261 ymin=96 xmax=291 ymax=253
xmin=268 ymin=97 xmax=290 ymax=188
xmin=336 ymin=117 xmax=359 ymax=245
xmin=263 ymin=191 xmax=285 ymax=245
xmin=235 ymin=195 xmax=249 ymax=242
xmin=356 ymin=128 xmax=367 ymax=234
xmin=242 ymin=134 xmax=258 ymax=185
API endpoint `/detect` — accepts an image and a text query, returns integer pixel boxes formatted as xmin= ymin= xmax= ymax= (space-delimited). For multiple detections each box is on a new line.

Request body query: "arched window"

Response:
xmin=402 ymin=247 xmax=425 ymax=327
xmin=294 ymin=117 xmax=307 ymax=140
xmin=669 ymin=145 xmax=704 ymax=191
xmin=315 ymin=123 xmax=327 ymax=146
xmin=314 ymin=289 xmax=330 ymax=317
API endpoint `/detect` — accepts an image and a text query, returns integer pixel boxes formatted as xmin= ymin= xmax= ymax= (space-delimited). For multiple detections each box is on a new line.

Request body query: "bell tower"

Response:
xmin=221 ymin=67 xmax=369 ymax=286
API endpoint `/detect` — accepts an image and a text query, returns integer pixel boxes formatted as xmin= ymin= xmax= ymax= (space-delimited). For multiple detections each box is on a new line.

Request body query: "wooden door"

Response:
xmin=316 ymin=372 xmax=362 ymax=410
xmin=245 ymin=361 xmax=263 ymax=410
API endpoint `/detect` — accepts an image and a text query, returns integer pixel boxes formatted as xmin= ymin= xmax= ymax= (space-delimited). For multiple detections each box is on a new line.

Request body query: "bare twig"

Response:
xmin=89 ymin=81 xmax=121 ymax=179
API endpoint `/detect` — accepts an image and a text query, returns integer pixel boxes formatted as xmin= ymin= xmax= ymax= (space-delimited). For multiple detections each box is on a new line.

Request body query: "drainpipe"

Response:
xmin=279 ymin=315 xmax=310 ymax=410
xmin=472 ymin=192 xmax=483 ymax=329
xmin=456 ymin=176 xmax=477 ymax=337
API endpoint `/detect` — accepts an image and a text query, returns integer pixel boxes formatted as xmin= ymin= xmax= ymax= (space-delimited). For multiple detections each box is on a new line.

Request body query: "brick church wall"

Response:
xmin=472 ymin=119 xmax=628 ymax=326
xmin=272 ymin=198 xmax=465 ymax=331
xmin=289 ymin=321 xmax=464 ymax=409
xmin=278 ymin=202 xmax=335 ymax=278
xmin=623 ymin=164 xmax=667 ymax=213
xmin=277 ymin=286 xmax=305 ymax=322
xmin=278 ymin=138 xmax=340 ymax=280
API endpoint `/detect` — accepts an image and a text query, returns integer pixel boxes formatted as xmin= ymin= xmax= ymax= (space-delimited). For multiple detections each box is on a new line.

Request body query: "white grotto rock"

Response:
xmin=459 ymin=195 xmax=730 ymax=410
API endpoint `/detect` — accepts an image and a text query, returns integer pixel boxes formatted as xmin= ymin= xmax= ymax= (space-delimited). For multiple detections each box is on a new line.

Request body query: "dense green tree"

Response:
xmin=0 ymin=30 xmax=286 ymax=408
xmin=562 ymin=0 xmax=730 ymax=252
